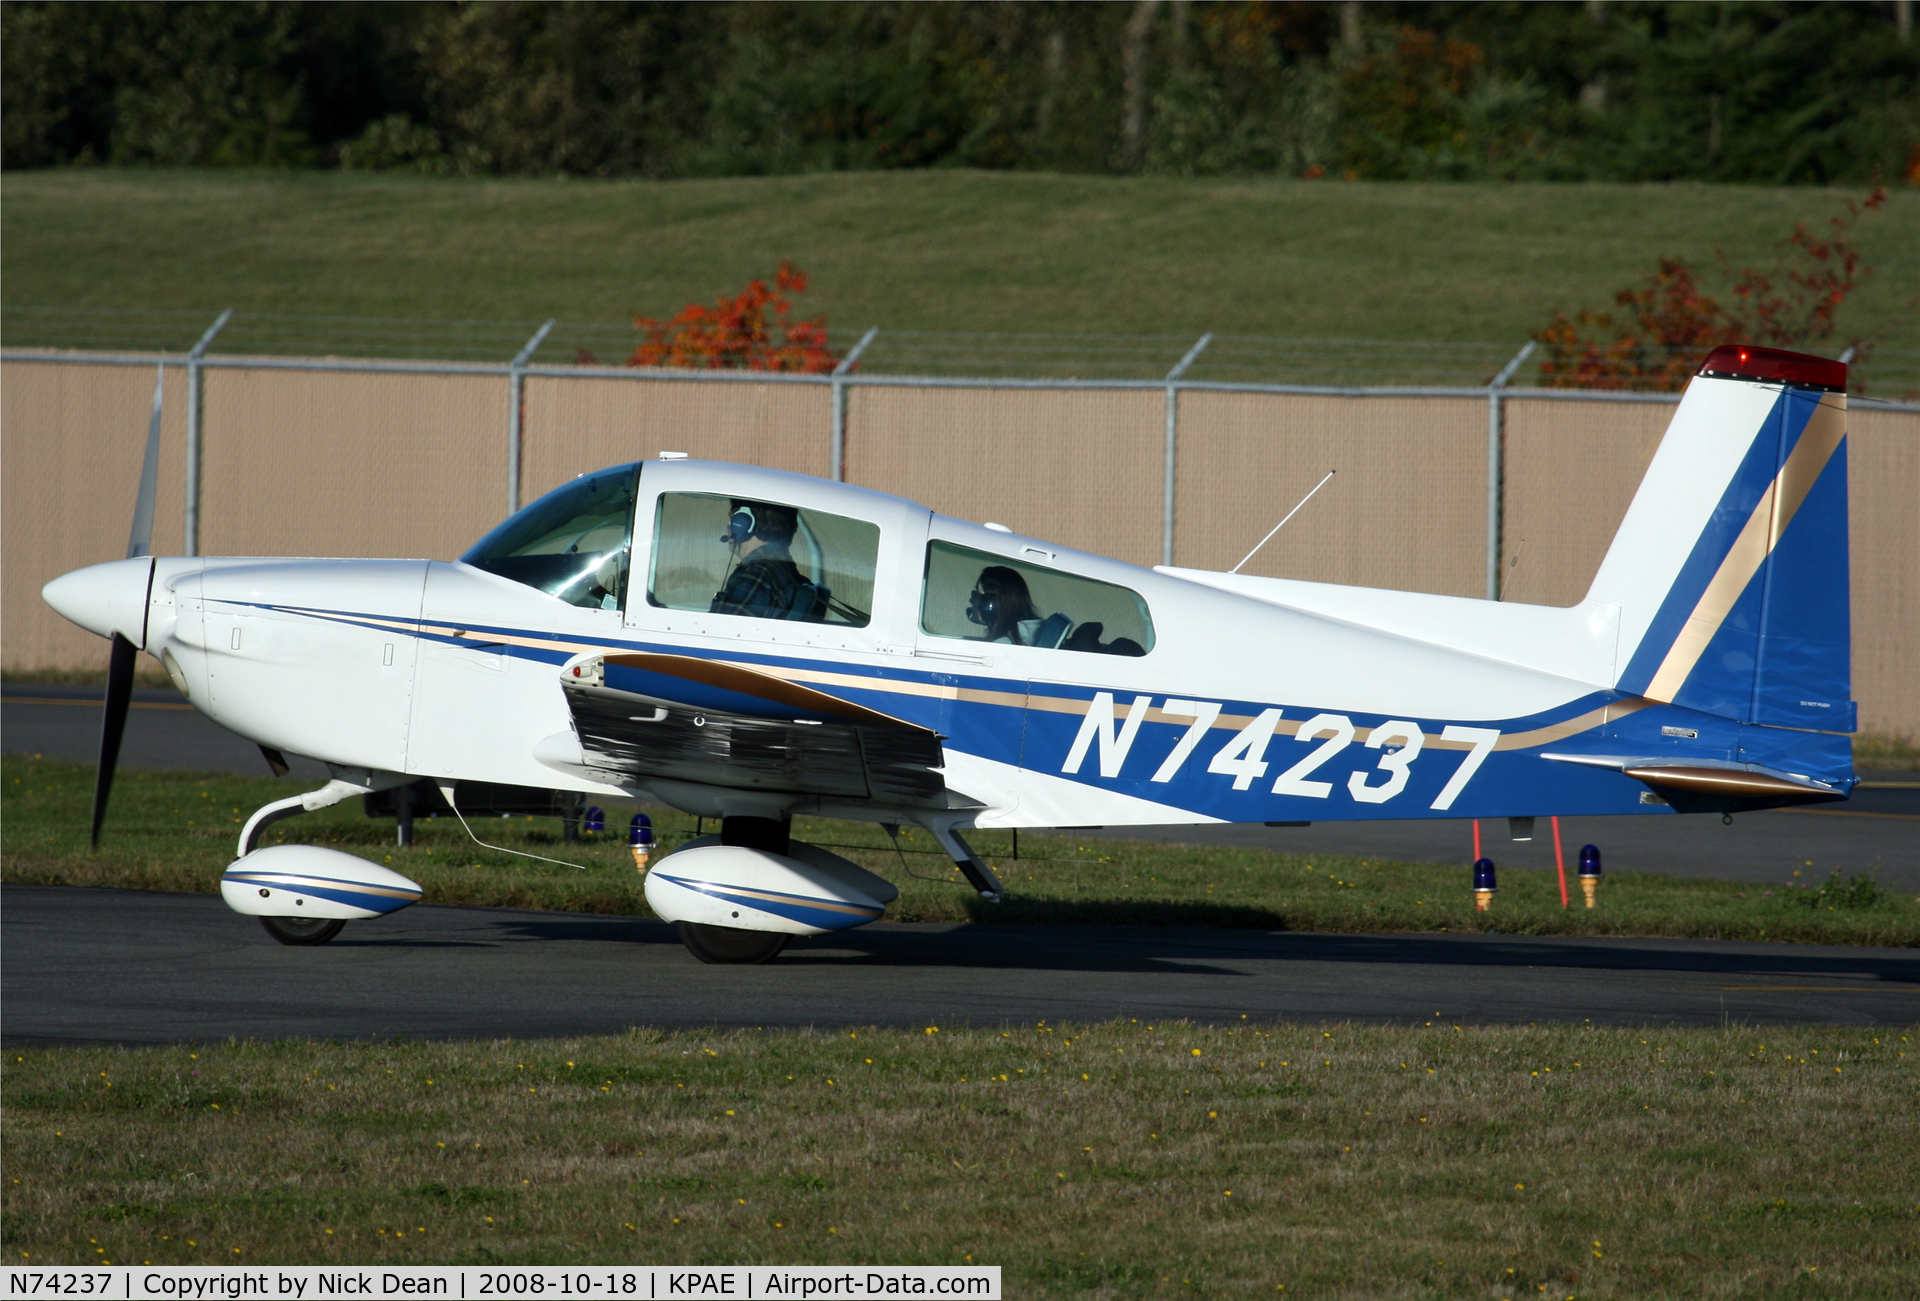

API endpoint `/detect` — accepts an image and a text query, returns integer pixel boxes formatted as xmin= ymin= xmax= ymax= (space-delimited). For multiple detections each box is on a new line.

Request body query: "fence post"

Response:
xmin=182 ymin=309 xmax=233 ymax=558
xmin=506 ymin=320 xmax=556 ymax=515
xmin=1485 ymin=340 xmax=1537 ymax=601
xmin=1163 ymin=333 xmax=1213 ymax=567
xmin=830 ymin=328 xmax=880 ymax=482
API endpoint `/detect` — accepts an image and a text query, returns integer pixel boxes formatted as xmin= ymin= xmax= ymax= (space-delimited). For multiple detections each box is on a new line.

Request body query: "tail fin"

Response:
xmin=1590 ymin=346 xmax=1853 ymax=732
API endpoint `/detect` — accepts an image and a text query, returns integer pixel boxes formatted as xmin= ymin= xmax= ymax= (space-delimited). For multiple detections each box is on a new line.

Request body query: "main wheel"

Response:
xmin=259 ymin=915 xmax=346 ymax=946
xmin=676 ymin=921 xmax=789 ymax=965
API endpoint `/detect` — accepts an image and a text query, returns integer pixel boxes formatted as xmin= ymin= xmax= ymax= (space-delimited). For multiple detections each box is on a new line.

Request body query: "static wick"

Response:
xmin=1230 ymin=470 xmax=1336 ymax=574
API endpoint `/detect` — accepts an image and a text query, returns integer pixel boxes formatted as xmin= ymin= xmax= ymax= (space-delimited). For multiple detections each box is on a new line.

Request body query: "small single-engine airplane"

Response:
xmin=45 ymin=344 xmax=1857 ymax=962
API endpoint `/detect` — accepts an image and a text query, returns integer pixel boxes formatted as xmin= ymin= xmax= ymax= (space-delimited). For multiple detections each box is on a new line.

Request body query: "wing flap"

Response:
xmin=560 ymin=654 xmax=946 ymax=804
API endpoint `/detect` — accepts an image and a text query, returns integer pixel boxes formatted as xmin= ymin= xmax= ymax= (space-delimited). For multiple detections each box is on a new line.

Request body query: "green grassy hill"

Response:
xmin=4 ymin=170 xmax=1916 ymax=372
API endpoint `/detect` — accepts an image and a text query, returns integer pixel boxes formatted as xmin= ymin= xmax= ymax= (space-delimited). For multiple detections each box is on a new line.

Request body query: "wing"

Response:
xmin=561 ymin=652 xmax=948 ymax=805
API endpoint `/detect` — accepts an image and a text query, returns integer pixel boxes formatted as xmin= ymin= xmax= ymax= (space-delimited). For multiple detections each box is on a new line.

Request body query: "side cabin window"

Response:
xmin=461 ymin=463 xmax=638 ymax=610
xmin=647 ymin=492 xmax=879 ymax=628
xmin=921 ymin=540 xmax=1153 ymax=656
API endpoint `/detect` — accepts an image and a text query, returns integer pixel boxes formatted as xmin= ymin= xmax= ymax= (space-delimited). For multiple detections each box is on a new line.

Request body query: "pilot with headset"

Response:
xmin=968 ymin=564 xmax=1145 ymax=655
xmin=712 ymin=500 xmax=809 ymax=619
xmin=968 ymin=565 xmax=1074 ymax=648
xmin=968 ymin=565 xmax=1042 ymax=644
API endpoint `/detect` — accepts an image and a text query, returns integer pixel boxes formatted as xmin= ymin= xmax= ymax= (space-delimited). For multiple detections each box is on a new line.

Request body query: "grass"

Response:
xmin=2 ymin=170 xmax=1916 ymax=365
xmin=1855 ymin=732 xmax=1920 ymax=772
xmin=5 ymin=755 xmax=1916 ymax=947
xmin=4 ymin=1022 xmax=1917 ymax=1293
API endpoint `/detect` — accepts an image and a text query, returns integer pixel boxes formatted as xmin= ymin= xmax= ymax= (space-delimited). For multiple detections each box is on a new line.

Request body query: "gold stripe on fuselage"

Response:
xmin=261 ymin=607 xmax=1631 ymax=758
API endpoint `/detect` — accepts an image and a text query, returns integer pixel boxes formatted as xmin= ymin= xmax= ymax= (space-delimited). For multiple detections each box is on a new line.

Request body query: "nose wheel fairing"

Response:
xmin=222 ymin=781 xmax=426 ymax=947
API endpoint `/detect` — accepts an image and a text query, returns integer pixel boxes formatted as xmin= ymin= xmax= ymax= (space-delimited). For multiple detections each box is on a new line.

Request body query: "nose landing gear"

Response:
xmin=226 ymin=772 xmax=421 ymax=947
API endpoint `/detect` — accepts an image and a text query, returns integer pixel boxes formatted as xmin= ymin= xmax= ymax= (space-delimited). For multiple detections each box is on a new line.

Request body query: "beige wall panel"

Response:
xmin=2 ymin=361 xmax=188 ymax=671
xmin=199 ymin=368 xmax=507 ymax=561
xmin=1500 ymin=397 xmax=1674 ymax=607
xmin=522 ymin=376 xmax=830 ymax=502
xmin=10 ymin=359 xmax=1913 ymax=741
xmin=845 ymin=386 xmax=1163 ymax=567
xmin=1174 ymin=392 xmax=1485 ymax=596
xmin=1849 ymin=409 xmax=1919 ymax=741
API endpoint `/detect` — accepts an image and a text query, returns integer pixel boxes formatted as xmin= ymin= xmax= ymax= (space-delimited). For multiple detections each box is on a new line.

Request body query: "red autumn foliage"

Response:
xmin=628 ymin=260 xmax=837 ymax=373
xmin=1536 ymin=188 xmax=1885 ymax=390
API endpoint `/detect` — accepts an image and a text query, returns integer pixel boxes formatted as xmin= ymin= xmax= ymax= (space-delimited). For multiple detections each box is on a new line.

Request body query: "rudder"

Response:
xmin=1594 ymin=346 xmax=1853 ymax=732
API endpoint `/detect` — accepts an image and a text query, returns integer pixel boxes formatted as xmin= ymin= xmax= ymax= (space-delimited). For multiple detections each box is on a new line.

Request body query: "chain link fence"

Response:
xmin=4 ymin=307 xmax=1915 ymax=738
xmin=8 ymin=305 xmax=1920 ymax=394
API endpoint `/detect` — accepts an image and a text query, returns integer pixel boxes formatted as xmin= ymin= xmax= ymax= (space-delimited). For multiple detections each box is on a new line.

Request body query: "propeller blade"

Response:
xmin=90 ymin=632 xmax=138 ymax=848
xmin=90 ymin=369 xmax=167 ymax=846
xmin=127 ymin=365 xmax=163 ymax=560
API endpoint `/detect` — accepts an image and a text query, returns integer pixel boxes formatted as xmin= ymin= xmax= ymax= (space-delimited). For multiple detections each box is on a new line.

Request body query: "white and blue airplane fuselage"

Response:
xmin=44 ymin=345 xmax=1858 ymax=958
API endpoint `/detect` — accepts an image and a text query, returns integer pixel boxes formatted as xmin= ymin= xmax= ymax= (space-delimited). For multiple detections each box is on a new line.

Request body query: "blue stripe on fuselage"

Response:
xmin=220 ymin=600 xmax=1849 ymax=821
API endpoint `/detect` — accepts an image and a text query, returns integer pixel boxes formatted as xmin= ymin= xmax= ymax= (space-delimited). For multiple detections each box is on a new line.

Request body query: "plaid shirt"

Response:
xmin=711 ymin=544 xmax=804 ymax=619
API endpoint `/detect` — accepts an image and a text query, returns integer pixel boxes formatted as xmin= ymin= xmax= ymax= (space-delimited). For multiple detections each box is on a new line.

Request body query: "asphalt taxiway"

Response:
xmin=5 ymin=885 xmax=1915 ymax=1044
xmin=6 ymin=683 xmax=1914 ymax=1042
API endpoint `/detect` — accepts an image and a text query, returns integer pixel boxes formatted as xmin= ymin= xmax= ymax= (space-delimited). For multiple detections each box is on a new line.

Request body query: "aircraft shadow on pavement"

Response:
xmin=1222 ymin=931 xmax=1920 ymax=983
xmin=467 ymin=914 xmax=1249 ymax=976
xmin=793 ymin=926 xmax=1920 ymax=984
xmin=323 ymin=913 xmax=667 ymax=952
xmin=446 ymin=910 xmax=1920 ymax=984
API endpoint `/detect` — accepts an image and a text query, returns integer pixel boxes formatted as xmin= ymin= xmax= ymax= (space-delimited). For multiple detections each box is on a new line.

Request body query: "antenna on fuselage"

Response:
xmin=1229 ymin=470 xmax=1335 ymax=574
xmin=1498 ymin=537 xmax=1526 ymax=601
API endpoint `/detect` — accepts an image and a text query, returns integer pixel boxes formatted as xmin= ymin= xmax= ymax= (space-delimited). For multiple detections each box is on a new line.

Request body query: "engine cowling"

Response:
xmin=644 ymin=838 xmax=898 ymax=935
xmin=221 ymin=844 xmax=424 ymax=920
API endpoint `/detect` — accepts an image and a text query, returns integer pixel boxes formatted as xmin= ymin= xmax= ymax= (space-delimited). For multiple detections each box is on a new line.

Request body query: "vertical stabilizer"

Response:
xmin=1590 ymin=346 xmax=1853 ymax=732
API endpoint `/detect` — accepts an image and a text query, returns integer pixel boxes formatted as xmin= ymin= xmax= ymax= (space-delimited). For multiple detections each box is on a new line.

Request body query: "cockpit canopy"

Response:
xmin=460 ymin=459 xmax=1153 ymax=656
xmin=462 ymin=464 xmax=637 ymax=609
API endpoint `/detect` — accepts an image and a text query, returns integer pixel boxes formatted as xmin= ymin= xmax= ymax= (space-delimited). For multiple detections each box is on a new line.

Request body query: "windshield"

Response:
xmin=462 ymin=464 xmax=639 ymax=609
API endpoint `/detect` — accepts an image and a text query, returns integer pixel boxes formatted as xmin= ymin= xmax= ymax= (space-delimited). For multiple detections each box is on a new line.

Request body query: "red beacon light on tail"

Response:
xmin=1696 ymin=345 xmax=1846 ymax=393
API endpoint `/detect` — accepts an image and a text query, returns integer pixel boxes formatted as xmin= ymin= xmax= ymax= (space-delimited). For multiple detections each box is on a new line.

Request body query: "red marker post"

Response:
xmin=1551 ymin=816 xmax=1569 ymax=908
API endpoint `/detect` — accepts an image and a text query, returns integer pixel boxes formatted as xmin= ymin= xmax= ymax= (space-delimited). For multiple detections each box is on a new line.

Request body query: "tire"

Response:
xmin=259 ymin=915 xmax=346 ymax=946
xmin=676 ymin=921 xmax=789 ymax=965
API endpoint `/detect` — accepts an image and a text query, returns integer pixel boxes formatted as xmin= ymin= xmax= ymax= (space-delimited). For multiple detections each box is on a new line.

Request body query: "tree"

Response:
xmin=1535 ymin=189 xmax=1887 ymax=390
xmin=628 ymin=261 xmax=838 ymax=374
xmin=5 ymin=3 xmax=1916 ymax=184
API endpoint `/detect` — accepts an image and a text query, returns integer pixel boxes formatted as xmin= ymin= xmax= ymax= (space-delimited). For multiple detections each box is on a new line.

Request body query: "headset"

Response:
xmin=725 ymin=506 xmax=757 ymax=546
xmin=966 ymin=586 xmax=998 ymax=627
